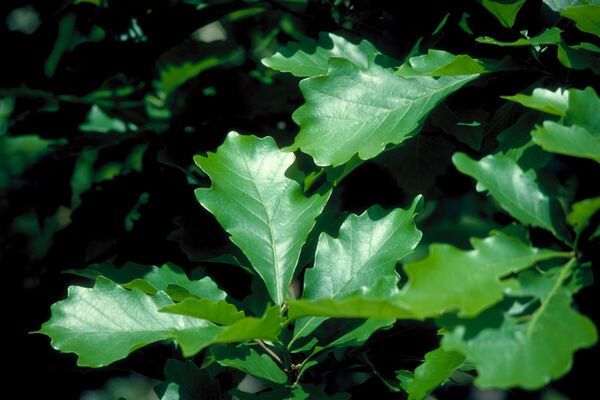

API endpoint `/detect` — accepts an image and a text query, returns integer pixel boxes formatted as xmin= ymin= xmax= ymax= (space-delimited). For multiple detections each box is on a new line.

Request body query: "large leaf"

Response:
xmin=292 ymin=58 xmax=478 ymax=166
xmin=194 ymin=132 xmax=330 ymax=304
xmin=400 ymin=348 xmax=465 ymax=400
xmin=37 ymin=278 xmax=282 ymax=367
xmin=400 ymin=232 xmax=569 ymax=318
xmin=452 ymin=152 xmax=570 ymax=241
xmin=292 ymin=197 xmax=423 ymax=342
xmin=262 ymin=32 xmax=381 ymax=77
xmin=212 ymin=344 xmax=288 ymax=384
xmin=69 ymin=262 xmax=226 ymax=301
xmin=441 ymin=266 xmax=597 ymax=389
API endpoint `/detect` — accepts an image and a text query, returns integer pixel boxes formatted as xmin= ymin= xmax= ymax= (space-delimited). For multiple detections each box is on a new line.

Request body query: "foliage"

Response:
xmin=3 ymin=0 xmax=599 ymax=398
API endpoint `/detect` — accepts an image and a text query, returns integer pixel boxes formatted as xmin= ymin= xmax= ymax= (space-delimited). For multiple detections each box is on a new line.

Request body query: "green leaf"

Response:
xmin=476 ymin=27 xmax=562 ymax=46
xmin=441 ymin=262 xmax=597 ymax=389
xmin=160 ymin=297 xmax=245 ymax=325
xmin=531 ymin=122 xmax=600 ymax=162
xmin=452 ymin=152 xmax=570 ymax=241
xmin=287 ymin=288 xmax=414 ymax=321
xmin=567 ymin=197 xmax=600 ymax=234
xmin=293 ymin=197 xmax=423 ymax=341
xmin=37 ymin=278 xmax=214 ymax=367
xmin=194 ymin=132 xmax=330 ymax=304
xmin=80 ymin=105 xmax=130 ymax=133
xmin=262 ymin=32 xmax=382 ymax=77
xmin=400 ymin=231 xmax=569 ymax=318
xmin=292 ymin=58 xmax=478 ymax=166
xmin=69 ymin=262 xmax=226 ymax=301
xmin=478 ymin=0 xmax=527 ymax=28
xmin=543 ymin=0 xmax=590 ymax=12
xmin=402 ymin=348 xmax=465 ymax=400
xmin=504 ymin=87 xmax=600 ymax=162
xmin=36 ymin=278 xmax=282 ymax=366
xmin=502 ymin=88 xmax=569 ymax=117
xmin=562 ymin=5 xmax=600 ymax=37
xmin=212 ymin=345 xmax=288 ymax=384
xmin=155 ymin=359 xmax=222 ymax=400
xmin=396 ymin=50 xmax=487 ymax=77
xmin=557 ymin=41 xmax=600 ymax=74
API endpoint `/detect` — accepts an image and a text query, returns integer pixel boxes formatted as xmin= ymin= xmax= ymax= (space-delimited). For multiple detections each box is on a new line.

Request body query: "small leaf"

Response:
xmin=402 ymin=348 xmax=465 ymax=400
xmin=452 ymin=152 xmax=571 ymax=242
xmin=476 ymin=27 xmax=562 ymax=46
xmin=292 ymin=58 xmax=478 ymax=166
xmin=478 ymin=0 xmax=527 ymax=28
xmin=502 ymin=88 xmax=569 ymax=116
xmin=194 ymin=132 xmax=330 ymax=304
xmin=212 ymin=345 xmax=288 ymax=384
xmin=262 ymin=32 xmax=382 ymax=77
xmin=567 ymin=197 xmax=600 ymax=235
xmin=396 ymin=50 xmax=487 ymax=77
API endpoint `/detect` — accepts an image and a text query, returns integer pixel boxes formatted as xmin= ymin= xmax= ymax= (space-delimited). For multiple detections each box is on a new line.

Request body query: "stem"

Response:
xmin=255 ymin=339 xmax=284 ymax=366
xmin=526 ymin=257 xmax=577 ymax=336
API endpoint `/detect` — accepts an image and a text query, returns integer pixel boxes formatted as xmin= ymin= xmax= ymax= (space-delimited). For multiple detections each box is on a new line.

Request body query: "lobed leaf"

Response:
xmin=262 ymin=32 xmax=382 ymax=77
xmin=293 ymin=197 xmax=423 ymax=341
xmin=292 ymin=58 xmax=478 ymax=166
xmin=194 ymin=132 xmax=330 ymax=304
xmin=452 ymin=152 xmax=571 ymax=242
xmin=37 ymin=278 xmax=282 ymax=367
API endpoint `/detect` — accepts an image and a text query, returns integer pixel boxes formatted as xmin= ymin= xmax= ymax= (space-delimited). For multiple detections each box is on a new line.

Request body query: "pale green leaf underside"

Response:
xmin=261 ymin=32 xmax=380 ymax=77
xmin=294 ymin=197 xmax=423 ymax=340
xmin=442 ymin=288 xmax=597 ymax=389
xmin=194 ymin=132 xmax=330 ymax=304
xmin=292 ymin=58 xmax=478 ymax=166
xmin=37 ymin=278 xmax=282 ymax=367
xmin=403 ymin=348 xmax=465 ymax=400
xmin=452 ymin=152 xmax=570 ymax=241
